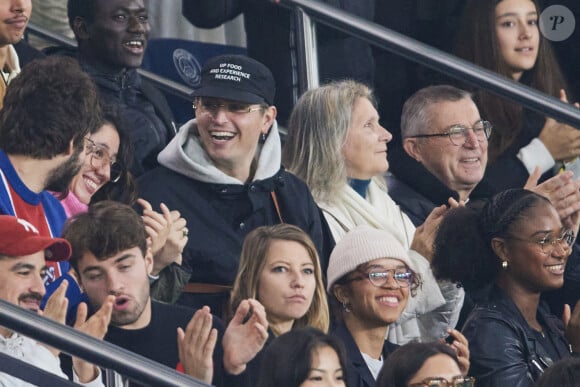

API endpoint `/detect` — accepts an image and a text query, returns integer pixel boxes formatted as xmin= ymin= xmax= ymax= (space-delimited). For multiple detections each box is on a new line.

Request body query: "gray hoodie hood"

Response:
xmin=157 ymin=118 xmax=281 ymax=185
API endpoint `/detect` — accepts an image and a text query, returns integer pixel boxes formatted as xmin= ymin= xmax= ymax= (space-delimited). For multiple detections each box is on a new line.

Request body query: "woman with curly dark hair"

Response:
xmin=433 ymin=188 xmax=580 ymax=386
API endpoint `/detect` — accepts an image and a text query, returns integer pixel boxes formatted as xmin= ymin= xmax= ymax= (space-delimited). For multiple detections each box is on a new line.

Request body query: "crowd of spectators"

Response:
xmin=0 ymin=0 xmax=580 ymax=386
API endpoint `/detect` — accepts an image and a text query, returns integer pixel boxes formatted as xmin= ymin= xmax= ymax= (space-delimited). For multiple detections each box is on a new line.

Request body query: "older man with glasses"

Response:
xmin=387 ymin=84 xmax=580 ymax=323
xmin=137 ymin=54 xmax=332 ymax=318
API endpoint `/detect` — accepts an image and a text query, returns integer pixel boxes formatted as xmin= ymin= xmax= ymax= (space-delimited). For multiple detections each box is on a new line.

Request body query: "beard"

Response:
xmin=108 ymin=281 xmax=151 ymax=327
xmin=45 ymin=148 xmax=83 ymax=193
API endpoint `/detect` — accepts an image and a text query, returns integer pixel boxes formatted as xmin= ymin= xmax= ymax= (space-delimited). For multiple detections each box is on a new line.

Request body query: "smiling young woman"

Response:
xmin=432 ymin=188 xmax=580 ymax=386
xmin=327 ymin=226 xmax=427 ymax=387
xmin=454 ymin=0 xmax=580 ymax=192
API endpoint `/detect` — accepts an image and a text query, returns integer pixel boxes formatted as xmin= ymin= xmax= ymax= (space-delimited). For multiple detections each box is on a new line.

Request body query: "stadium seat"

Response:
xmin=142 ymin=38 xmax=247 ymax=124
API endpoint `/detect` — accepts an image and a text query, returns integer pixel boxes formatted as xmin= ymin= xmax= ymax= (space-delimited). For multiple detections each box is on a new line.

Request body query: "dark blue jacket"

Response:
xmin=331 ymin=321 xmax=398 ymax=387
xmin=137 ymin=166 xmax=333 ymax=316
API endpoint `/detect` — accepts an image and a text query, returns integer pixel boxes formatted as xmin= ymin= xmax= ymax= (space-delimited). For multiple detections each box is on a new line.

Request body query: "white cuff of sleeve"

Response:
xmin=73 ymin=367 xmax=102 ymax=386
xmin=516 ymin=138 xmax=556 ymax=175
xmin=148 ymin=273 xmax=160 ymax=284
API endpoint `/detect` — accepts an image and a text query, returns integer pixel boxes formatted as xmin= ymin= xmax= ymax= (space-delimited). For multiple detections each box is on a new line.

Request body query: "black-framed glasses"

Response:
xmin=506 ymin=229 xmax=575 ymax=255
xmin=409 ymin=375 xmax=476 ymax=387
xmin=192 ymin=98 xmax=263 ymax=115
xmin=84 ymin=137 xmax=122 ymax=183
xmin=408 ymin=120 xmax=492 ymax=146
xmin=346 ymin=267 xmax=414 ymax=288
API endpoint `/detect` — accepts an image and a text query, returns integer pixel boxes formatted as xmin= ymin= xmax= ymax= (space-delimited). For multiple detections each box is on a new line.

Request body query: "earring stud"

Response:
xmin=342 ymin=301 xmax=351 ymax=313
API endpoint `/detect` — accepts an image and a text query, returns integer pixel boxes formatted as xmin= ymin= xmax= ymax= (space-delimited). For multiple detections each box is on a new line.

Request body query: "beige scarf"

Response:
xmin=319 ymin=178 xmax=449 ymax=344
xmin=0 ymin=45 xmax=21 ymax=110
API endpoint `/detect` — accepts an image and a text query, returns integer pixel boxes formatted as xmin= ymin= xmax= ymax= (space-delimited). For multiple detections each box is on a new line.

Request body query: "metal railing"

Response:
xmin=0 ymin=299 xmax=209 ymax=387
xmin=16 ymin=8 xmax=580 ymax=383
xmin=277 ymin=0 xmax=580 ymax=129
xmin=292 ymin=7 xmax=319 ymax=92
xmin=27 ymin=5 xmax=580 ymax=129
xmin=26 ymin=23 xmax=194 ymax=101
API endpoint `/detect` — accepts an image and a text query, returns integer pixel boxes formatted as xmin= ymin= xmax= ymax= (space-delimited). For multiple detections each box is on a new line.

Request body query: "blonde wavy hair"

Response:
xmin=230 ymin=224 xmax=329 ymax=336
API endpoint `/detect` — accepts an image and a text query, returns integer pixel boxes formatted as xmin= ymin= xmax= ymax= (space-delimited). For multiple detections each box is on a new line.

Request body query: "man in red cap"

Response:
xmin=0 ymin=215 xmax=111 ymax=386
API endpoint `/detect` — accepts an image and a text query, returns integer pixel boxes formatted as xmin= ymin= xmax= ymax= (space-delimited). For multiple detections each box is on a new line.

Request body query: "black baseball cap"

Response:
xmin=192 ymin=54 xmax=275 ymax=106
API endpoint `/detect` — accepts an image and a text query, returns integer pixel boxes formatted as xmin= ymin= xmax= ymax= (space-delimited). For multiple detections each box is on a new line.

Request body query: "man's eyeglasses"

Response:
xmin=84 ymin=137 xmax=122 ymax=183
xmin=409 ymin=376 xmax=476 ymax=387
xmin=346 ymin=267 xmax=414 ymax=288
xmin=408 ymin=120 xmax=492 ymax=146
xmin=506 ymin=229 xmax=576 ymax=255
xmin=192 ymin=99 xmax=263 ymax=115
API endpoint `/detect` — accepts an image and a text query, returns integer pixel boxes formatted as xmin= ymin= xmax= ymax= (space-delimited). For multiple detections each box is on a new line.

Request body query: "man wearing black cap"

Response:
xmin=0 ymin=215 xmax=111 ymax=386
xmin=137 ymin=54 xmax=331 ymax=316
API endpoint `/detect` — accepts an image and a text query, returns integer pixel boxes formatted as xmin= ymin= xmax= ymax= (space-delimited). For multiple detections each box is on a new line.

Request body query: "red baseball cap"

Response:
xmin=0 ymin=215 xmax=71 ymax=261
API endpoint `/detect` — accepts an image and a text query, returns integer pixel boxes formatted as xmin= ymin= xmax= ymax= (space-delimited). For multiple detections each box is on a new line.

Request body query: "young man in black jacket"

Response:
xmin=66 ymin=0 xmax=176 ymax=176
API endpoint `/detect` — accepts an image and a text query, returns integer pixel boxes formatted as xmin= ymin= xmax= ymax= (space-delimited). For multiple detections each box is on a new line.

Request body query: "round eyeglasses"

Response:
xmin=192 ymin=99 xmax=263 ymax=115
xmin=346 ymin=267 xmax=414 ymax=288
xmin=84 ymin=137 xmax=122 ymax=183
xmin=408 ymin=120 xmax=492 ymax=146
xmin=409 ymin=376 xmax=476 ymax=387
xmin=506 ymin=229 xmax=576 ymax=255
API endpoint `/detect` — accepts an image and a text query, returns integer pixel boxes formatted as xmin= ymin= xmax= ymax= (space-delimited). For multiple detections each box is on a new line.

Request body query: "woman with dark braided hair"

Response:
xmin=432 ymin=189 xmax=580 ymax=387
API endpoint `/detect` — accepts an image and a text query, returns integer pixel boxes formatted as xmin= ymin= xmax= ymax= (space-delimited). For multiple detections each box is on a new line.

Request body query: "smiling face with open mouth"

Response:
xmin=494 ymin=0 xmax=539 ymax=81
xmin=83 ymin=0 xmax=150 ymax=70
xmin=70 ymin=123 xmax=120 ymax=205
xmin=194 ymin=96 xmax=276 ymax=182
xmin=499 ymin=201 xmax=571 ymax=293
xmin=336 ymin=258 xmax=411 ymax=328
xmin=405 ymin=97 xmax=487 ymax=202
